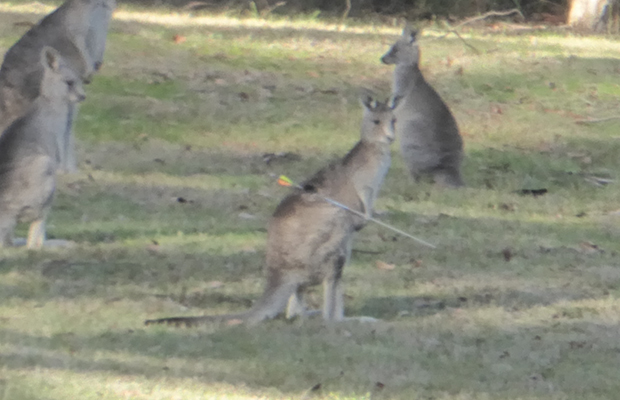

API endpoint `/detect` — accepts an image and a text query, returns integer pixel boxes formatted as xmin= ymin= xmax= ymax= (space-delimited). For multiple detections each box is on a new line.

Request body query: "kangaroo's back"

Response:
xmin=382 ymin=27 xmax=464 ymax=187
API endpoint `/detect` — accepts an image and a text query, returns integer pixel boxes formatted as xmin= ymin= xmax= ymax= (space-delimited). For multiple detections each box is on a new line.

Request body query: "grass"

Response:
xmin=1 ymin=2 xmax=620 ymax=399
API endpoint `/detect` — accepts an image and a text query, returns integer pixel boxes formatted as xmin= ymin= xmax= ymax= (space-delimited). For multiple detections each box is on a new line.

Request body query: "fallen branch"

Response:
xmin=575 ymin=116 xmax=620 ymax=124
xmin=262 ymin=1 xmax=285 ymax=16
xmin=446 ymin=8 xmax=524 ymax=31
xmin=342 ymin=0 xmax=351 ymax=21
xmin=430 ymin=8 xmax=524 ymax=53
xmin=443 ymin=29 xmax=481 ymax=53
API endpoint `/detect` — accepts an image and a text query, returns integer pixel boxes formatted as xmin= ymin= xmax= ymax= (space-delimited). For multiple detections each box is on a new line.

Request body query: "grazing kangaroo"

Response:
xmin=0 ymin=47 xmax=85 ymax=249
xmin=381 ymin=27 xmax=465 ymax=187
xmin=0 ymin=0 xmax=116 ymax=171
xmin=145 ymin=93 xmax=399 ymax=327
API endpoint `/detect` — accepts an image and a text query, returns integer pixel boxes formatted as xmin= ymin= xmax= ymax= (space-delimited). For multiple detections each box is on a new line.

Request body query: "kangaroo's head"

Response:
xmin=380 ymin=26 xmax=420 ymax=66
xmin=40 ymin=47 xmax=86 ymax=105
xmin=88 ymin=0 xmax=117 ymax=72
xmin=359 ymin=91 xmax=400 ymax=145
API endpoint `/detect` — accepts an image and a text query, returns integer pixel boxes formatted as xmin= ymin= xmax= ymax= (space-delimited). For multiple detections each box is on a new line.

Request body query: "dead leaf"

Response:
xmin=569 ymin=340 xmax=588 ymax=349
xmin=579 ymin=241 xmax=603 ymax=254
xmin=376 ymin=260 xmax=396 ymax=271
xmin=226 ymin=319 xmax=244 ymax=326
xmin=240 ymin=246 xmax=257 ymax=253
xmin=238 ymin=212 xmax=257 ymax=220
xmin=499 ymin=203 xmax=516 ymax=211
xmin=172 ymin=34 xmax=186 ymax=44
xmin=176 ymin=196 xmax=193 ymax=204
xmin=502 ymin=247 xmax=513 ymax=262
xmin=517 ymin=188 xmax=547 ymax=197
xmin=319 ymin=88 xmax=339 ymax=95
xmin=207 ymin=281 xmax=224 ymax=289
xmin=146 ymin=244 xmax=161 ymax=254
xmin=13 ymin=21 xmax=35 ymax=28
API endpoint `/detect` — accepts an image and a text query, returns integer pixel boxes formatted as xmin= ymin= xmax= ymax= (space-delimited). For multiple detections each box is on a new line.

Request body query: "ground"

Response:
xmin=0 ymin=2 xmax=619 ymax=399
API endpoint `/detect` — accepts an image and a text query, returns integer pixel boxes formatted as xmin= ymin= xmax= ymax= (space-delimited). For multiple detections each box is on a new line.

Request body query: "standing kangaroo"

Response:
xmin=381 ymin=27 xmax=465 ymax=187
xmin=0 ymin=47 xmax=86 ymax=249
xmin=146 ymin=93 xmax=399 ymax=327
xmin=0 ymin=0 xmax=116 ymax=171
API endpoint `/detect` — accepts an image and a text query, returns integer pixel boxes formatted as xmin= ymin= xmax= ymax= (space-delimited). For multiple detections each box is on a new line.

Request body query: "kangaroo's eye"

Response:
xmin=373 ymin=119 xmax=380 ymax=125
xmin=66 ymin=80 xmax=75 ymax=88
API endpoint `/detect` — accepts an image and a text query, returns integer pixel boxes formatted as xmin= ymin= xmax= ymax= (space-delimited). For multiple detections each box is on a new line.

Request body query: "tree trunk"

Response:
xmin=568 ymin=0 xmax=611 ymax=32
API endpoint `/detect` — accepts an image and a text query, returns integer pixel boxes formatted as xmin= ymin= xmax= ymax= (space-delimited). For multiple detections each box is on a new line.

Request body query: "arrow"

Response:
xmin=276 ymin=175 xmax=436 ymax=249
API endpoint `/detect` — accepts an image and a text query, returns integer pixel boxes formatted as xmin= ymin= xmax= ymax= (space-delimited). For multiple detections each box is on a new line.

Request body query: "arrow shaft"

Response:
xmin=282 ymin=178 xmax=435 ymax=249
xmin=320 ymin=196 xmax=436 ymax=249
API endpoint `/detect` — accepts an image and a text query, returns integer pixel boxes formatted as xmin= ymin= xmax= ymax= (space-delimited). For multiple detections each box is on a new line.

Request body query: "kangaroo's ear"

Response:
xmin=41 ymin=46 xmax=61 ymax=72
xmin=402 ymin=25 xmax=418 ymax=44
xmin=389 ymin=94 xmax=403 ymax=110
xmin=359 ymin=88 xmax=378 ymax=110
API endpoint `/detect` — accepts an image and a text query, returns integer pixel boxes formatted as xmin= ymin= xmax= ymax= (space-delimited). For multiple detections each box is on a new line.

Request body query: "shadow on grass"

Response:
xmin=2 ymin=313 xmax=620 ymax=397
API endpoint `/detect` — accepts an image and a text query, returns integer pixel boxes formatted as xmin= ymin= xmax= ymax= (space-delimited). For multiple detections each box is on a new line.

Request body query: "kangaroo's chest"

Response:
xmin=354 ymin=152 xmax=391 ymax=207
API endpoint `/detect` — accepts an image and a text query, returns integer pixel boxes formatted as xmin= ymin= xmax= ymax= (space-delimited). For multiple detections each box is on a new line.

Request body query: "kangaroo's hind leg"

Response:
xmin=322 ymin=238 xmax=352 ymax=321
xmin=286 ymin=286 xmax=307 ymax=319
xmin=0 ymin=213 xmax=17 ymax=248
xmin=26 ymin=217 xmax=46 ymax=249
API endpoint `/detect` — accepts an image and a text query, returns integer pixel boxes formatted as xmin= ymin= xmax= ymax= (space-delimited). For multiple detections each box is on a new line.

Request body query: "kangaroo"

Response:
xmin=381 ymin=27 xmax=465 ymax=187
xmin=145 ymin=93 xmax=399 ymax=327
xmin=0 ymin=0 xmax=116 ymax=171
xmin=63 ymin=0 xmax=116 ymax=172
xmin=0 ymin=47 xmax=86 ymax=249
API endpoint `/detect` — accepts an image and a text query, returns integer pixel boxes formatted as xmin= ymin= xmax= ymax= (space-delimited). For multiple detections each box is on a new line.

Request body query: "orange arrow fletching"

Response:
xmin=277 ymin=175 xmax=293 ymax=187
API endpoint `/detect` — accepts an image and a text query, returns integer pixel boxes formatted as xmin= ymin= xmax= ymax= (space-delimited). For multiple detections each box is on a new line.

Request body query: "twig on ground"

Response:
xmin=575 ymin=116 xmax=620 ymax=124
xmin=352 ymin=249 xmax=385 ymax=255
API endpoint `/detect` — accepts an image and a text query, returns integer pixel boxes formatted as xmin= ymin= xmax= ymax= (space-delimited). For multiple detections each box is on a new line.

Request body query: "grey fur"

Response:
xmin=145 ymin=94 xmax=398 ymax=327
xmin=0 ymin=47 xmax=85 ymax=248
xmin=381 ymin=27 xmax=465 ymax=187
xmin=0 ymin=0 xmax=116 ymax=171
